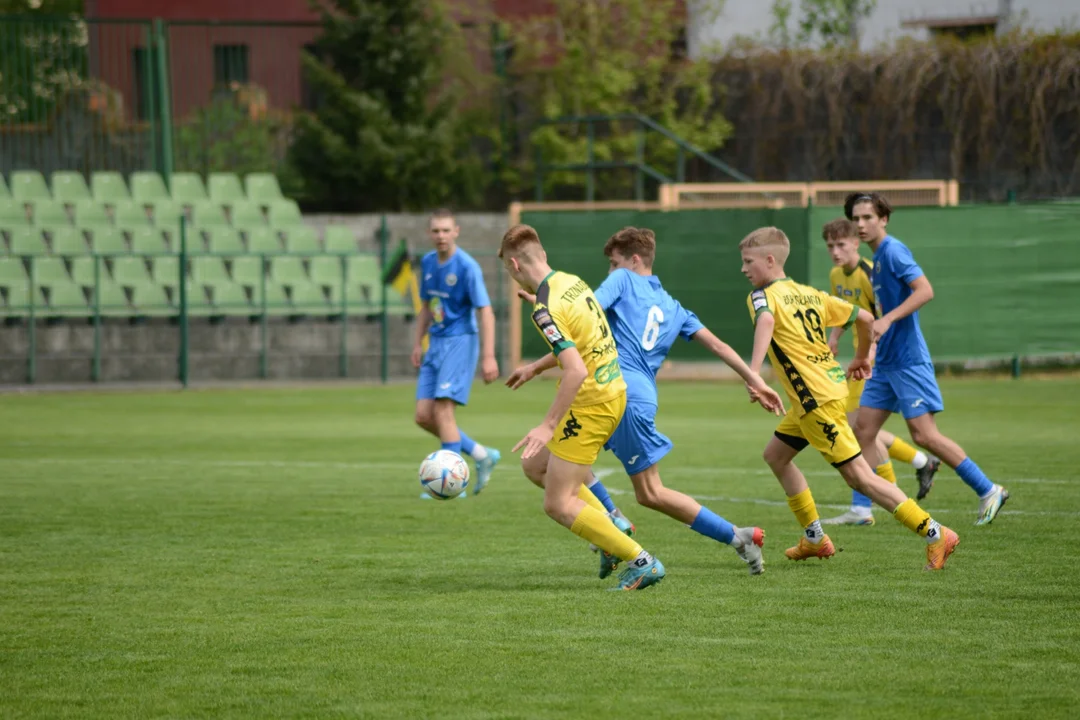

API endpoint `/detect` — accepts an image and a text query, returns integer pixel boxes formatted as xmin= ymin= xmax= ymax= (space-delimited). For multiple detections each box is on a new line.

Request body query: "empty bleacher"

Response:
xmin=0 ymin=171 xmax=411 ymax=320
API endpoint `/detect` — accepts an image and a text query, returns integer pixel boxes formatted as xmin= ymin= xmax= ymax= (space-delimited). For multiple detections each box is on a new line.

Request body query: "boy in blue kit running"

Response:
xmin=509 ymin=227 xmax=785 ymax=576
xmin=846 ymin=193 xmax=1009 ymax=525
xmin=414 ymin=210 xmax=501 ymax=495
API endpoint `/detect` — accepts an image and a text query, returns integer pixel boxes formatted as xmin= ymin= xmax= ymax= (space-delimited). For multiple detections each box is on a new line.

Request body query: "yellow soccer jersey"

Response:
xmin=829 ymin=258 xmax=877 ymax=352
xmin=747 ymin=278 xmax=859 ymax=417
xmin=532 ymin=270 xmax=626 ymax=406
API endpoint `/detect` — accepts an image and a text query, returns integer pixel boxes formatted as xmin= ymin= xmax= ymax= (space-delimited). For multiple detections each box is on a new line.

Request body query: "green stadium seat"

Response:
xmin=31 ymin=200 xmax=70 ymax=228
xmin=180 ymin=281 xmax=215 ymax=316
xmin=149 ymin=200 xmax=183 ymax=228
xmin=269 ymin=199 xmax=302 ymax=226
xmin=131 ymin=280 xmax=175 ymax=317
xmin=151 ymin=256 xmax=181 ymax=288
xmin=229 ymin=201 xmax=265 ymax=229
xmin=129 ymin=227 xmax=168 ymax=254
xmin=30 ymin=257 xmax=72 ymax=286
xmin=0 ymin=257 xmax=30 ymax=313
xmin=90 ymin=276 xmax=132 ymax=316
xmin=347 ymin=254 xmax=381 ymax=296
xmin=289 ymin=280 xmax=331 ymax=315
xmin=206 ymin=227 xmax=245 ymax=254
xmin=51 ymin=172 xmax=92 ymax=203
xmin=244 ymin=172 xmax=283 ymax=204
xmin=50 ymin=226 xmax=89 ymax=255
xmin=283 ymin=225 xmax=320 ymax=254
xmin=113 ymin=200 xmax=150 ymax=227
xmin=0 ymin=198 xmax=30 ymax=226
xmin=270 ymin=256 xmax=309 ymax=287
xmin=207 ymin=172 xmax=245 ymax=205
xmin=130 ymin=172 xmax=170 ymax=203
xmin=209 ymin=281 xmax=253 ymax=314
xmin=73 ymin=199 xmax=110 ymax=227
xmin=252 ymin=280 xmax=292 ymax=315
xmin=192 ymin=201 xmax=229 ymax=228
xmin=323 ymin=226 xmax=356 ymax=254
xmin=0 ymin=174 xmax=9 ymax=198
xmin=41 ymin=279 xmax=89 ymax=318
xmin=11 ymin=170 xmax=51 ymax=201
xmin=230 ymin=256 xmax=265 ymax=287
xmin=69 ymin=256 xmax=100 ymax=286
xmin=90 ymin=227 xmax=128 ymax=254
xmin=245 ymin=227 xmax=282 ymax=254
xmin=170 ymin=172 xmax=208 ymax=204
xmin=111 ymin=256 xmax=152 ymax=287
xmin=8 ymin=228 xmax=48 ymax=255
xmin=309 ymin=256 xmax=345 ymax=286
xmin=91 ymin=172 xmax=131 ymax=204
xmin=191 ymin=256 xmax=231 ymax=287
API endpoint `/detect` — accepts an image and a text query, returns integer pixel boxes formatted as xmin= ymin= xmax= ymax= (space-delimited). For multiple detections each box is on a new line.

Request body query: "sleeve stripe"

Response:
xmin=843 ymin=304 xmax=859 ymax=329
xmin=551 ymin=340 xmax=574 ymax=356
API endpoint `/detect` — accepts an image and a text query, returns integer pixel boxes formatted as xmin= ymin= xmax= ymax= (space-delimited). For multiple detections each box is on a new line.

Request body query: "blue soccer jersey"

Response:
xmin=594 ymin=269 xmax=704 ymax=406
xmin=871 ymin=235 xmax=932 ymax=369
xmin=419 ymin=249 xmax=491 ymax=337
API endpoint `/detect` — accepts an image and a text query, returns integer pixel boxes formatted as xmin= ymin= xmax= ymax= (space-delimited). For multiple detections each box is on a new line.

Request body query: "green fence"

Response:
xmin=520 ymin=204 xmax=1080 ymax=367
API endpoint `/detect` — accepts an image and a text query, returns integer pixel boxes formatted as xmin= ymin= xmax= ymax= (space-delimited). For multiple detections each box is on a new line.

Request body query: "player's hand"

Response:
xmin=827 ymin=337 xmax=840 ymax=358
xmin=517 ymin=288 xmax=536 ymax=304
xmin=751 ymin=380 xmax=785 ymax=416
xmin=513 ymin=423 xmax=553 ymax=459
xmin=847 ymin=357 xmax=872 ymax=381
xmin=481 ymin=355 xmax=499 ymax=384
xmin=871 ymin=317 xmax=892 ymax=343
xmin=505 ymin=363 xmax=538 ymax=390
xmin=410 ymin=344 xmax=423 ymax=369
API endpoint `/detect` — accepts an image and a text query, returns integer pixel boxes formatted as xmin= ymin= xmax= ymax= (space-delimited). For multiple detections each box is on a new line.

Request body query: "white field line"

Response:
xmin=4 ymin=457 xmax=1075 ymax=517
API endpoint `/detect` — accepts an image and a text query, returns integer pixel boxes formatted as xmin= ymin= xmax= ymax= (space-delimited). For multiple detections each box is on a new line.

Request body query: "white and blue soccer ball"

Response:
xmin=419 ymin=450 xmax=470 ymax=499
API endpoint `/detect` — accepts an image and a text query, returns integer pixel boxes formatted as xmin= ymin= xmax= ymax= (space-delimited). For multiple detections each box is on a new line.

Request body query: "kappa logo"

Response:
xmin=915 ymin=517 xmax=929 ymax=534
xmin=816 ymin=421 xmax=839 ymax=449
xmin=628 ymin=455 xmax=639 ymax=465
xmin=558 ymin=411 xmax=582 ymax=442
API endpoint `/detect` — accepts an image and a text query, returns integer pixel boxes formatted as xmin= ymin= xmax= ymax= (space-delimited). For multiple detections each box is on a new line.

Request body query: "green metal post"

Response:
xmin=153 ymin=19 xmax=174 ymax=188
xmin=259 ymin=256 xmax=268 ymax=378
xmin=92 ymin=255 xmax=101 ymax=382
xmin=178 ymin=215 xmax=189 ymax=388
xmin=676 ymin=146 xmax=685 ymax=183
xmin=586 ymin=120 xmax=595 ymax=202
xmin=491 ymin=22 xmax=508 ymax=174
xmin=27 ymin=258 xmax=36 ymax=385
xmin=143 ymin=22 xmax=157 ymax=172
xmin=804 ymin=199 xmax=814 ymax=284
xmin=339 ymin=255 xmax=348 ymax=378
xmin=635 ymin=125 xmax=646 ymax=201
xmin=378 ymin=216 xmax=390 ymax=384
xmin=1012 ymin=354 xmax=1021 ymax=378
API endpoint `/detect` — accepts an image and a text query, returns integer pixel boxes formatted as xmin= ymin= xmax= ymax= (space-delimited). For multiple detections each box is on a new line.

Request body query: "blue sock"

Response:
xmin=851 ymin=490 xmax=873 ymax=509
xmin=441 ymin=441 xmax=462 ymax=454
xmin=956 ymin=457 xmax=994 ymax=496
xmin=689 ymin=506 xmax=735 ymax=545
xmin=458 ymin=431 xmax=476 ymax=456
xmin=587 ymin=477 xmax=618 ymax=514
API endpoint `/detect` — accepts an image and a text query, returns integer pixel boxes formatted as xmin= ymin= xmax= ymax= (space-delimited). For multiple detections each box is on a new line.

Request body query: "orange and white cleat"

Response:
xmin=784 ymin=535 xmax=836 ymax=561
xmin=924 ymin=526 xmax=960 ymax=571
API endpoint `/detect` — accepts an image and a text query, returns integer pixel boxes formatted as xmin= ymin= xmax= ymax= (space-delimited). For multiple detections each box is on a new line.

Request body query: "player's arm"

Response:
xmin=514 ymin=347 xmax=587 ymax=459
xmin=411 ymin=305 xmax=432 ymax=368
xmin=873 ymin=275 xmax=934 ymax=342
xmin=506 ymin=352 xmax=559 ymax=390
xmin=476 ymin=305 xmax=498 ymax=382
xmin=848 ymin=307 xmax=874 ymax=380
xmin=827 ymin=326 xmax=844 ymax=357
xmin=691 ymin=328 xmax=783 ymax=415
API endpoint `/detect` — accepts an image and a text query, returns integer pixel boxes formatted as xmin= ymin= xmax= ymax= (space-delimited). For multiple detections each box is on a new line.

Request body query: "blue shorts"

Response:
xmin=604 ymin=400 xmax=673 ymax=475
xmin=416 ymin=334 xmax=479 ymax=405
xmin=860 ymin=362 xmax=944 ymax=419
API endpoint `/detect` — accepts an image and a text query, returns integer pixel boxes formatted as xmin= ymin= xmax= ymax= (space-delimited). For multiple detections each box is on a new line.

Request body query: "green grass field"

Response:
xmin=2 ymin=377 xmax=1079 ymax=718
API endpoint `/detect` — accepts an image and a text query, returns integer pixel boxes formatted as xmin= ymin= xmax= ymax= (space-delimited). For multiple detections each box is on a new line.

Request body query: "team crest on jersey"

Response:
xmin=543 ymin=325 xmax=563 ymax=343
xmin=445 ymin=273 xmax=457 ymax=287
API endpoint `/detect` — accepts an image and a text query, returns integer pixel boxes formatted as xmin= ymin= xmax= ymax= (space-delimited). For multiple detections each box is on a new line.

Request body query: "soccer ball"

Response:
xmin=419 ymin=450 xmax=470 ymax=499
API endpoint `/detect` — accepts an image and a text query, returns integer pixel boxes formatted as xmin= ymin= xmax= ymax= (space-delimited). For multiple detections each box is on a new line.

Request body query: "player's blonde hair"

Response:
xmin=499 ymin=223 xmax=542 ymax=260
xmin=739 ymin=226 xmax=790 ymax=264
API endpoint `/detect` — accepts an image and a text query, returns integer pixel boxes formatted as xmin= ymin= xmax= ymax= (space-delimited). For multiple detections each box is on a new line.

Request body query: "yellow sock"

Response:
xmin=577 ymin=485 xmax=608 ymax=514
xmin=893 ymin=498 xmax=933 ymax=536
xmin=887 ymin=437 xmax=918 ymax=465
xmin=876 ymin=461 xmax=897 ymax=485
xmin=786 ymin=488 xmax=820 ymax=528
xmin=570 ymin=505 xmax=643 ymax=562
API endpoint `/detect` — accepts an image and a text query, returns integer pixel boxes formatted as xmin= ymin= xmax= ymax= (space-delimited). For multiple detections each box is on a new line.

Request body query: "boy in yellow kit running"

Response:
xmin=499 ymin=223 xmax=665 ymax=590
xmin=819 ymin=218 xmax=941 ymax=525
xmin=739 ymin=227 xmax=959 ymax=570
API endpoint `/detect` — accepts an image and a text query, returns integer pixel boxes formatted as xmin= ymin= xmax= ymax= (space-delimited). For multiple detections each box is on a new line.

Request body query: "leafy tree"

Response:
xmin=0 ymin=4 xmax=87 ymax=122
xmin=507 ymin=0 xmax=731 ymax=200
xmin=288 ymin=0 xmax=482 ymax=212
xmin=770 ymin=0 xmax=877 ymax=49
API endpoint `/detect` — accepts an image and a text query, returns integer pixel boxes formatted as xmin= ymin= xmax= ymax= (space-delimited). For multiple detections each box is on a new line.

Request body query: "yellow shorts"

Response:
xmin=775 ymin=399 xmax=862 ymax=467
xmin=547 ymin=394 xmax=627 ymax=466
xmin=845 ymin=377 xmax=865 ymax=413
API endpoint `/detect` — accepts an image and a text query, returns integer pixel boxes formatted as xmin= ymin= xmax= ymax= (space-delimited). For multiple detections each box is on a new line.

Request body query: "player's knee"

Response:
xmin=908 ymin=425 xmax=934 ymax=448
xmin=414 ymin=406 xmax=434 ymax=431
xmin=633 ymin=480 xmax=664 ymax=510
xmin=762 ymin=445 xmax=784 ymax=469
xmin=542 ymin=495 xmax=570 ymax=524
xmin=521 ymin=456 xmax=546 ymax=489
